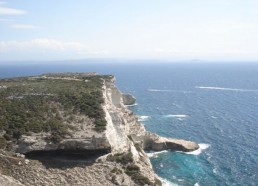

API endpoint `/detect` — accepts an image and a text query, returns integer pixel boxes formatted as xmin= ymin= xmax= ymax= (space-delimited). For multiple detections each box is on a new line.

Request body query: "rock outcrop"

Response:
xmin=144 ymin=133 xmax=199 ymax=152
xmin=16 ymin=132 xmax=111 ymax=154
xmin=122 ymin=94 xmax=136 ymax=105
xmin=0 ymin=74 xmax=199 ymax=186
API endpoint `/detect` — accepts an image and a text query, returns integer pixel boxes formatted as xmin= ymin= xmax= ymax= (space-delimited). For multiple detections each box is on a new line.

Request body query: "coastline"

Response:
xmin=0 ymin=74 xmax=199 ymax=185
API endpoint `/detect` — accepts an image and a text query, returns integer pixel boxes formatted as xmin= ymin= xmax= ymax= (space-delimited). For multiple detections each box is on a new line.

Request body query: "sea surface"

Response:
xmin=0 ymin=61 xmax=258 ymax=186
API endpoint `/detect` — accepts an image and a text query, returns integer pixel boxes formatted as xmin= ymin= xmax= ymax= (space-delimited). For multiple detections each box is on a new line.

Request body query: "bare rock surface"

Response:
xmin=122 ymin=94 xmax=136 ymax=105
xmin=0 ymin=174 xmax=24 ymax=186
xmin=144 ymin=133 xmax=199 ymax=152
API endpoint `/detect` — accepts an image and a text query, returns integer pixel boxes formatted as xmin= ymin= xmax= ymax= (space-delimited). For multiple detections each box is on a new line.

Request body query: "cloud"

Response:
xmin=11 ymin=24 xmax=40 ymax=29
xmin=0 ymin=38 xmax=110 ymax=60
xmin=0 ymin=18 xmax=13 ymax=22
xmin=0 ymin=39 xmax=86 ymax=52
xmin=0 ymin=7 xmax=26 ymax=15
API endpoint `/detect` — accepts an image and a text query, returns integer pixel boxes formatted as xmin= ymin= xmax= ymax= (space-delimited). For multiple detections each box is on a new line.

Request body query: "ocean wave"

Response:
xmin=164 ymin=114 xmax=189 ymax=118
xmin=184 ymin=143 xmax=210 ymax=155
xmin=146 ymin=150 xmax=168 ymax=158
xmin=125 ymin=103 xmax=138 ymax=107
xmin=213 ymin=168 xmax=218 ymax=174
xmin=148 ymin=89 xmax=175 ymax=92
xmin=138 ymin=115 xmax=150 ymax=122
xmin=196 ymin=86 xmax=258 ymax=92
xmin=159 ymin=177 xmax=179 ymax=186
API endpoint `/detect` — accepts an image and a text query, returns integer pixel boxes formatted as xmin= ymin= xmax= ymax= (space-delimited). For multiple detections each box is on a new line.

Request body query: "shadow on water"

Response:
xmin=25 ymin=149 xmax=110 ymax=169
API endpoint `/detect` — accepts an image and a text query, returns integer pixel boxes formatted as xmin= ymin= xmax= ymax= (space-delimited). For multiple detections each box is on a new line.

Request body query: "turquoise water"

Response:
xmin=1 ymin=62 xmax=258 ymax=185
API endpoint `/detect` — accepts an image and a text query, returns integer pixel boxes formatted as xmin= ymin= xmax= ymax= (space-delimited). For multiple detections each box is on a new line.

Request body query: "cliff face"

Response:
xmin=103 ymin=76 xmax=198 ymax=152
xmin=0 ymin=74 xmax=199 ymax=186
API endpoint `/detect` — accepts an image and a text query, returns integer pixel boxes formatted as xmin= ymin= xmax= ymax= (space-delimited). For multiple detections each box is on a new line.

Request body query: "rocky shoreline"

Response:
xmin=0 ymin=74 xmax=199 ymax=185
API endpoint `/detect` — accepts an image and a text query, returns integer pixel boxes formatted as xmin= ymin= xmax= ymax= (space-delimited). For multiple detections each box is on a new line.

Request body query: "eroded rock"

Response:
xmin=122 ymin=94 xmax=136 ymax=105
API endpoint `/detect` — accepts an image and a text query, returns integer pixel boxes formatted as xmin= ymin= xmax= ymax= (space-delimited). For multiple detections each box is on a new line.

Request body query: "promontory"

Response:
xmin=0 ymin=73 xmax=199 ymax=186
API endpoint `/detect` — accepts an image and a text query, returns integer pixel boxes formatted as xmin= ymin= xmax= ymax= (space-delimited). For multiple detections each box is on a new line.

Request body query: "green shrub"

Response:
xmin=125 ymin=164 xmax=140 ymax=176
xmin=111 ymin=175 xmax=117 ymax=184
xmin=134 ymin=143 xmax=143 ymax=152
xmin=107 ymin=152 xmax=133 ymax=164
xmin=0 ymin=136 xmax=6 ymax=149
xmin=154 ymin=178 xmax=162 ymax=186
xmin=50 ymin=133 xmax=63 ymax=143
xmin=3 ymin=133 xmax=12 ymax=141
xmin=0 ymin=74 xmax=109 ymax=146
xmin=131 ymin=174 xmax=152 ymax=185
xmin=111 ymin=167 xmax=122 ymax=174
xmin=124 ymin=164 xmax=153 ymax=185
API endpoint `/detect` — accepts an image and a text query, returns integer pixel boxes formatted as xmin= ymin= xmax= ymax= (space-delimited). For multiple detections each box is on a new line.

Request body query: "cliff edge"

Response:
xmin=0 ymin=73 xmax=199 ymax=186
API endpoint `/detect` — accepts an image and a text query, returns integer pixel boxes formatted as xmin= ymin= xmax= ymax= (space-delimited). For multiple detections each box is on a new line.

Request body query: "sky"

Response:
xmin=0 ymin=0 xmax=258 ymax=62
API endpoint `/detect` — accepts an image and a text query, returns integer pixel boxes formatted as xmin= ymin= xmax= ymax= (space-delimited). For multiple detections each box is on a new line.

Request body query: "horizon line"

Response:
xmin=1 ymin=58 xmax=258 ymax=64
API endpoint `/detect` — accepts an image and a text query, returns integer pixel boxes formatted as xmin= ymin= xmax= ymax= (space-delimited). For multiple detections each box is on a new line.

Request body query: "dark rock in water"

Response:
xmin=122 ymin=94 xmax=136 ymax=105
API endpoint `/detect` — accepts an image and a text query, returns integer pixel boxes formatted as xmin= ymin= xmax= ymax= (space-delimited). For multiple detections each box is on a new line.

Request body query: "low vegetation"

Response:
xmin=125 ymin=164 xmax=158 ymax=186
xmin=111 ymin=167 xmax=122 ymax=175
xmin=0 ymin=136 xmax=6 ymax=149
xmin=106 ymin=152 xmax=134 ymax=164
xmin=0 ymin=73 xmax=112 ymax=144
xmin=107 ymin=151 xmax=161 ymax=186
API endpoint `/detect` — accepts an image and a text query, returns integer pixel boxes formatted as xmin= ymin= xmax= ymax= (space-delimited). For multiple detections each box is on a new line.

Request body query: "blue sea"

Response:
xmin=0 ymin=61 xmax=258 ymax=186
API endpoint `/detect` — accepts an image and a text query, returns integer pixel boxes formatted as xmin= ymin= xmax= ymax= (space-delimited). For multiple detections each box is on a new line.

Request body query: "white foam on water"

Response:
xmin=138 ymin=115 xmax=150 ymax=122
xmin=125 ymin=103 xmax=138 ymax=107
xmin=184 ymin=143 xmax=210 ymax=155
xmin=159 ymin=177 xmax=179 ymax=186
xmin=148 ymin=89 xmax=192 ymax=93
xmin=164 ymin=114 xmax=189 ymax=118
xmin=146 ymin=150 xmax=168 ymax=158
xmin=213 ymin=168 xmax=218 ymax=174
xmin=194 ymin=183 xmax=200 ymax=186
xmin=148 ymin=89 xmax=176 ymax=92
xmin=195 ymin=86 xmax=258 ymax=92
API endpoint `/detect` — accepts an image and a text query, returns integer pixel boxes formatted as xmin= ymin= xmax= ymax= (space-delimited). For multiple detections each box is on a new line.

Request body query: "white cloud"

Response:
xmin=0 ymin=7 xmax=26 ymax=15
xmin=0 ymin=38 xmax=110 ymax=60
xmin=11 ymin=24 xmax=41 ymax=29
xmin=0 ymin=39 xmax=86 ymax=52
xmin=0 ymin=18 xmax=13 ymax=22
